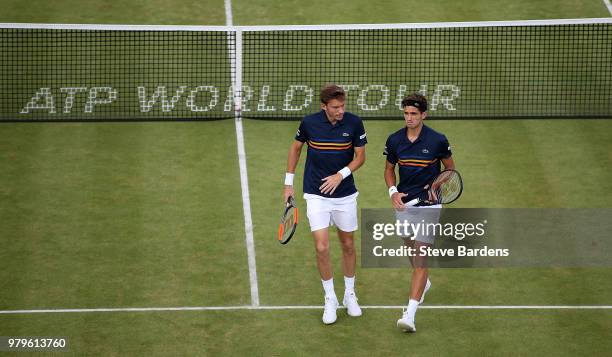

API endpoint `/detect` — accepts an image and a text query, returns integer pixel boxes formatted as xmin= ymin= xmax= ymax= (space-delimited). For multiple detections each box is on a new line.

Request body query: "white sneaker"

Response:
xmin=322 ymin=295 xmax=338 ymax=324
xmin=419 ymin=279 xmax=431 ymax=304
xmin=343 ymin=290 xmax=362 ymax=317
xmin=397 ymin=308 xmax=416 ymax=332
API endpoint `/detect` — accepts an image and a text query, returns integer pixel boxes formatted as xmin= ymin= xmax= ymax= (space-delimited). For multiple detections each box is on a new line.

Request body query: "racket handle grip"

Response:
xmin=400 ymin=196 xmax=420 ymax=206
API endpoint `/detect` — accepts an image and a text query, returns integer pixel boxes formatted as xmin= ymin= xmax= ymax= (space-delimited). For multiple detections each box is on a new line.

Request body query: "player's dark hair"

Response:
xmin=320 ymin=84 xmax=346 ymax=104
xmin=401 ymin=93 xmax=428 ymax=112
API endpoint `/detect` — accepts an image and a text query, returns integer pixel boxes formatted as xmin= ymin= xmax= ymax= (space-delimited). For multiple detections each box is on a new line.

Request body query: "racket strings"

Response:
xmin=433 ymin=171 xmax=462 ymax=204
xmin=279 ymin=205 xmax=298 ymax=243
xmin=284 ymin=210 xmax=295 ymax=232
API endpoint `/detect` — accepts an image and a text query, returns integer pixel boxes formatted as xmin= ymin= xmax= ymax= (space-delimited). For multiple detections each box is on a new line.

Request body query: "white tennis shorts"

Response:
xmin=304 ymin=192 xmax=359 ymax=232
xmin=395 ymin=204 xmax=442 ymax=244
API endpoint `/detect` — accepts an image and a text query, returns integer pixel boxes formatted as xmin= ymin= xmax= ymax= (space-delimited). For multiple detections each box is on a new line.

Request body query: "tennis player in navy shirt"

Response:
xmin=284 ymin=84 xmax=367 ymax=325
xmin=384 ymin=93 xmax=455 ymax=333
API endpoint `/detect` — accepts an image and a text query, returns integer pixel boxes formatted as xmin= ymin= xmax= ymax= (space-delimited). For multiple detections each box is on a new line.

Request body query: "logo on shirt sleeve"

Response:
xmin=360 ymin=133 xmax=367 ymax=140
xmin=383 ymin=146 xmax=388 ymax=155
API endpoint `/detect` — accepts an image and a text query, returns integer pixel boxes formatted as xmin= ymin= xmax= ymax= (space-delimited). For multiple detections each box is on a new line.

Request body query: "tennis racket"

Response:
xmin=401 ymin=169 xmax=463 ymax=206
xmin=278 ymin=196 xmax=298 ymax=244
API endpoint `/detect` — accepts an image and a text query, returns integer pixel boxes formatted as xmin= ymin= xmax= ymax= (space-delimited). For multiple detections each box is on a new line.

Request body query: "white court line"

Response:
xmin=1 ymin=305 xmax=612 ymax=314
xmin=604 ymin=0 xmax=612 ymax=16
xmin=224 ymin=0 xmax=234 ymax=26
xmin=225 ymin=0 xmax=259 ymax=307
xmin=234 ymin=95 xmax=259 ymax=307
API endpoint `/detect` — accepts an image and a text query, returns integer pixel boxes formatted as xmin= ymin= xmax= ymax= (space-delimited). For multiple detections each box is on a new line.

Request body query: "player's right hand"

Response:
xmin=390 ymin=192 xmax=407 ymax=210
xmin=283 ymin=185 xmax=294 ymax=204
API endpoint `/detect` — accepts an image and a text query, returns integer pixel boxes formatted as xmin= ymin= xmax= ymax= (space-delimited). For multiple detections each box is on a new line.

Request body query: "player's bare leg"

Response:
xmin=313 ymin=228 xmax=338 ymax=324
xmin=313 ymin=229 xmax=333 ymax=280
xmin=337 ymin=229 xmax=356 ymax=278
xmin=398 ymin=241 xmax=431 ymax=332
xmin=410 ymin=241 xmax=432 ymax=301
xmin=410 ymin=267 xmax=429 ymax=301
xmin=403 ymin=238 xmax=431 ymax=304
xmin=338 ymin=229 xmax=362 ymax=317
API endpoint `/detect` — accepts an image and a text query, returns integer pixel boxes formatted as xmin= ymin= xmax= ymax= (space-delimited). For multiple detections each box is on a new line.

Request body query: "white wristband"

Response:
xmin=284 ymin=173 xmax=294 ymax=186
xmin=338 ymin=167 xmax=351 ymax=179
xmin=388 ymin=186 xmax=398 ymax=197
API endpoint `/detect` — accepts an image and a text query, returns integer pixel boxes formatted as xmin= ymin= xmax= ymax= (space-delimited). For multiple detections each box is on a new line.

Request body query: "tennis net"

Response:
xmin=1 ymin=19 xmax=611 ymax=121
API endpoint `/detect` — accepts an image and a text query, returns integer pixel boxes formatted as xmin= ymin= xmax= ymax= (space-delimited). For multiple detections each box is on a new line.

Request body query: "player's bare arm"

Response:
xmin=284 ymin=140 xmax=304 ymax=202
xmin=441 ymin=156 xmax=455 ymax=170
xmin=319 ymin=146 xmax=366 ymax=195
xmin=384 ymin=161 xmax=406 ymax=209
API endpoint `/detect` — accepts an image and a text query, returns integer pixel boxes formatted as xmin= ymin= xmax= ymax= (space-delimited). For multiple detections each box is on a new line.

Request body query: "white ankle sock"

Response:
xmin=344 ymin=276 xmax=355 ymax=292
xmin=406 ymin=299 xmax=419 ymax=320
xmin=322 ymin=278 xmax=336 ymax=298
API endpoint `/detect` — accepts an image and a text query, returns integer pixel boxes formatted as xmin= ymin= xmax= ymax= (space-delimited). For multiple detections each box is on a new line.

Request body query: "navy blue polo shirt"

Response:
xmin=295 ymin=110 xmax=367 ymax=198
xmin=384 ymin=125 xmax=452 ymax=202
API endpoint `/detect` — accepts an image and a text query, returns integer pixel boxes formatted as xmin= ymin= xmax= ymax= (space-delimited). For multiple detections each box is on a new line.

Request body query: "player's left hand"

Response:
xmin=391 ymin=192 xmax=407 ymax=210
xmin=319 ymin=173 xmax=343 ymax=195
xmin=283 ymin=185 xmax=294 ymax=204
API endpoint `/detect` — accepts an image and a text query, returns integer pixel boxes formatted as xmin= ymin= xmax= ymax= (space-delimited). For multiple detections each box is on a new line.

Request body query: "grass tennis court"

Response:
xmin=1 ymin=0 xmax=612 ymax=355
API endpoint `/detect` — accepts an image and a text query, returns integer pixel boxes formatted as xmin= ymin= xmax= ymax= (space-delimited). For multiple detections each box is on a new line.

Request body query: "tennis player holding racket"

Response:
xmin=284 ymin=84 xmax=367 ymax=325
xmin=383 ymin=93 xmax=455 ymax=332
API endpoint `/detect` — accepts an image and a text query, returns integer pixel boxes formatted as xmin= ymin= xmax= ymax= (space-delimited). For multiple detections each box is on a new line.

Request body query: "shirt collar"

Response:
xmin=404 ymin=124 xmax=429 ymax=144
xmin=319 ymin=110 xmax=345 ymax=127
